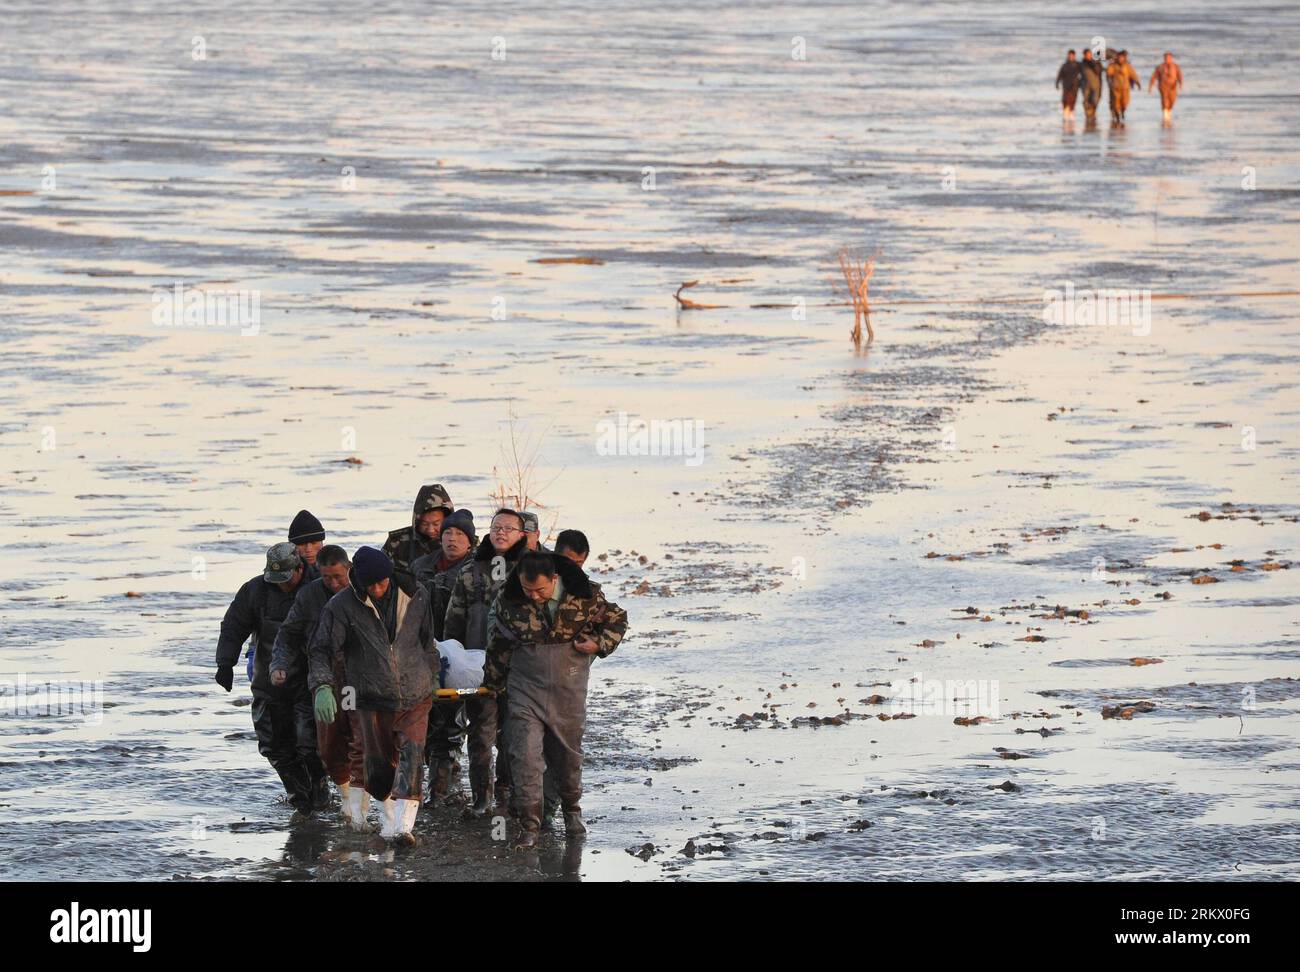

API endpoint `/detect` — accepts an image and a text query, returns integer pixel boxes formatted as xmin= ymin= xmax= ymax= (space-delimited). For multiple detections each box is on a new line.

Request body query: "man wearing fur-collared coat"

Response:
xmin=484 ymin=551 xmax=628 ymax=847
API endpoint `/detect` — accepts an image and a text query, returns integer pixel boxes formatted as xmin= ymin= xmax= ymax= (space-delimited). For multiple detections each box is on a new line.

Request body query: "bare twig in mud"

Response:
xmin=489 ymin=406 xmax=562 ymax=518
xmin=674 ymin=280 xmax=724 ymax=310
xmin=835 ymin=247 xmax=880 ymax=345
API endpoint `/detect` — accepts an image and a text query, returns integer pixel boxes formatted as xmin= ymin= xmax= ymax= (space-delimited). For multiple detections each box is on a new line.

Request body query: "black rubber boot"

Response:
xmin=514 ymin=801 xmax=542 ymax=849
xmin=469 ymin=784 xmax=492 ymax=818
xmin=275 ymin=760 xmax=315 ymax=819
xmin=540 ymin=800 xmax=559 ymax=831
xmin=563 ymin=811 xmax=587 ymax=837
xmin=311 ymin=776 xmax=332 ymax=812
xmin=432 ymin=758 xmax=453 ymax=798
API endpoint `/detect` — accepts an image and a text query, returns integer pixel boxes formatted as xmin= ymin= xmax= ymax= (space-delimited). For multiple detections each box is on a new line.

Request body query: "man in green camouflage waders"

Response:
xmin=215 ymin=542 xmax=321 ymax=819
xmin=485 ymin=551 xmax=628 ymax=847
xmin=1080 ymin=49 xmax=1104 ymax=124
xmin=442 ymin=509 xmax=529 ymax=816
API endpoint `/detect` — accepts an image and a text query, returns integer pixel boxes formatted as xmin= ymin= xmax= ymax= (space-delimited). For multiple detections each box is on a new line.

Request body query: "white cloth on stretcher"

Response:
xmin=437 ymin=639 xmax=485 ymax=690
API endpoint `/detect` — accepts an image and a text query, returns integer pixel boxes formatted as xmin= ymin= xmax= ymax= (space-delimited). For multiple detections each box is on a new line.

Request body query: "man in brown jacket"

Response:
xmin=309 ymin=546 xmax=438 ymax=845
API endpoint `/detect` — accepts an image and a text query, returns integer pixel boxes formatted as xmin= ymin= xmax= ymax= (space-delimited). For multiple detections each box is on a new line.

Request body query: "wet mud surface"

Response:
xmin=2 ymin=1 xmax=1299 ymax=879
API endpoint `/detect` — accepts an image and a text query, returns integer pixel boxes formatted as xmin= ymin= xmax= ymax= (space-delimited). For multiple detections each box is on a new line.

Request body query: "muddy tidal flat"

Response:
xmin=2 ymin=1 xmax=1299 ymax=881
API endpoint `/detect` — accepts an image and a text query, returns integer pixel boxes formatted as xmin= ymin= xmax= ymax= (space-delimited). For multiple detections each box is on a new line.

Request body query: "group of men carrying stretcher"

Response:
xmin=214 ymin=484 xmax=628 ymax=848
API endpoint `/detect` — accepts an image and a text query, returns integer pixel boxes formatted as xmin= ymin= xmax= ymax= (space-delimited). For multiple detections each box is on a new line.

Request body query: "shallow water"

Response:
xmin=2 ymin=1 xmax=1298 ymax=880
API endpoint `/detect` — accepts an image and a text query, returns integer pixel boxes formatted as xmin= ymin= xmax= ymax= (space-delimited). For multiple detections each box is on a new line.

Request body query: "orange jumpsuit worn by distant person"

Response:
xmin=1149 ymin=56 xmax=1184 ymax=120
xmin=1106 ymin=56 xmax=1140 ymax=124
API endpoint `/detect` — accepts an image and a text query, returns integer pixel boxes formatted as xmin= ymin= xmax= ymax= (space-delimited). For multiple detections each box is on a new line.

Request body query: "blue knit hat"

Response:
xmin=352 ymin=546 xmax=393 ymax=587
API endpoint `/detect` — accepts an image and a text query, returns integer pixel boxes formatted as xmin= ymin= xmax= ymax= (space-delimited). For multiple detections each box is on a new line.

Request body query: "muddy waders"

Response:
xmin=356 ymin=698 xmax=431 ymax=844
xmin=465 ymin=693 xmax=511 ymax=815
xmin=505 ymin=640 xmax=594 ymax=841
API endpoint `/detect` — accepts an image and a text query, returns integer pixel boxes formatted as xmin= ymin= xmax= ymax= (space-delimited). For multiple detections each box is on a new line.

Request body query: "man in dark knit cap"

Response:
xmin=288 ymin=509 xmax=326 ymax=582
xmin=309 ymin=546 xmax=438 ymax=845
xmin=412 ymin=508 xmax=477 ymax=801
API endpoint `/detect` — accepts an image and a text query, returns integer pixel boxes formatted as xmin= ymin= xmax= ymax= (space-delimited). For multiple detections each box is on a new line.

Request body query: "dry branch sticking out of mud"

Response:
xmin=673 ymin=280 xmax=724 ymax=310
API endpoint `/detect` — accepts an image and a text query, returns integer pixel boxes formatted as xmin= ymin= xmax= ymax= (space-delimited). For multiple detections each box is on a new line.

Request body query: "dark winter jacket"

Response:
xmin=216 ymin=575 xmax=304 ymax=695
xmin=307 ymin=569 xmax=438 ymax=711
xmin=411 ymin=550 xmax=472 ymax=641
xmin=482 ymin=554 xmax=628 ymax=693
xmin=269 ymin=577 xmax=334 ymax=684
xmin=442 ymin=536 xmax=529 ymax=651
xmin=1056 ymin=60 xmax=1083 ymax=90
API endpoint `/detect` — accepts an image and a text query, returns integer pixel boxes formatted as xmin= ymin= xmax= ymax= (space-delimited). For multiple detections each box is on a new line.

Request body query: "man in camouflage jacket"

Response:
xmin=382 ymin=483 xmax=454 ymax=583
xmin=485 ymin=551 xmax=628 ymax=845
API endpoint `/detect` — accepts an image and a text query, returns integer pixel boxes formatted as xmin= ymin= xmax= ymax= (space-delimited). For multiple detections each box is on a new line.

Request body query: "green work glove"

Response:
xmin=314 ymin=686 xmax=337 ymax=724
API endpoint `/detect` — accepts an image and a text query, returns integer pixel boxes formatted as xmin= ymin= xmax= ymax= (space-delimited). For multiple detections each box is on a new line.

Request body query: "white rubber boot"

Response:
xmin=345 ymin=786 xmax=374 ymax=832
xmin=392 ymin=799 xmax=420 ymax=846
xmin=379 ymin=797 xmax=398 ymax=839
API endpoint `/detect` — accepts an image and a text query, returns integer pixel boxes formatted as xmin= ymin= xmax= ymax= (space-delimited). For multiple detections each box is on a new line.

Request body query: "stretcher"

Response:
xmin=434 ymin=687 xmax=492 ymax=698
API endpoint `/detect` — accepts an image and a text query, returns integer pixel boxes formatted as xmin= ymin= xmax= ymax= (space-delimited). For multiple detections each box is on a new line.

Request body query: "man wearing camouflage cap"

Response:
xmin=215 ymin=542 xmax=322 ymax=819
xmin=382 ymin=484 xmax=454 ymax=582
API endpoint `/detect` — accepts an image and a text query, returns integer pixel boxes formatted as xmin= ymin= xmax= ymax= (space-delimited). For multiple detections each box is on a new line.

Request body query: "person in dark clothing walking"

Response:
xmin=1056 ymin=49 xmax=1083 ymax=119
xmin=271 ymin=545 xmax=367 ymax=828
xmin=215 ymin=542 xmax=322 ymax=819
xmin=309 ymin=546 xmax=439 ymax=845
xmin=1080 ymin=49 xmax=1104 ymax=124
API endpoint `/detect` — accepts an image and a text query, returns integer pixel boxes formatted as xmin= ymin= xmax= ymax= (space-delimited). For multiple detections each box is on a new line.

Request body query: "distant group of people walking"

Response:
xmin=213 ymin=485 xmax=629 ymax=849
xmin=1056 ymin=48 xmax=1184 ymax=126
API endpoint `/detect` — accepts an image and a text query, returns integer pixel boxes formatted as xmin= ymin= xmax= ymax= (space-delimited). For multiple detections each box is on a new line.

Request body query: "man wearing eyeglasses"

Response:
xmin=443 ymin=509 xmax=530 ymax=816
